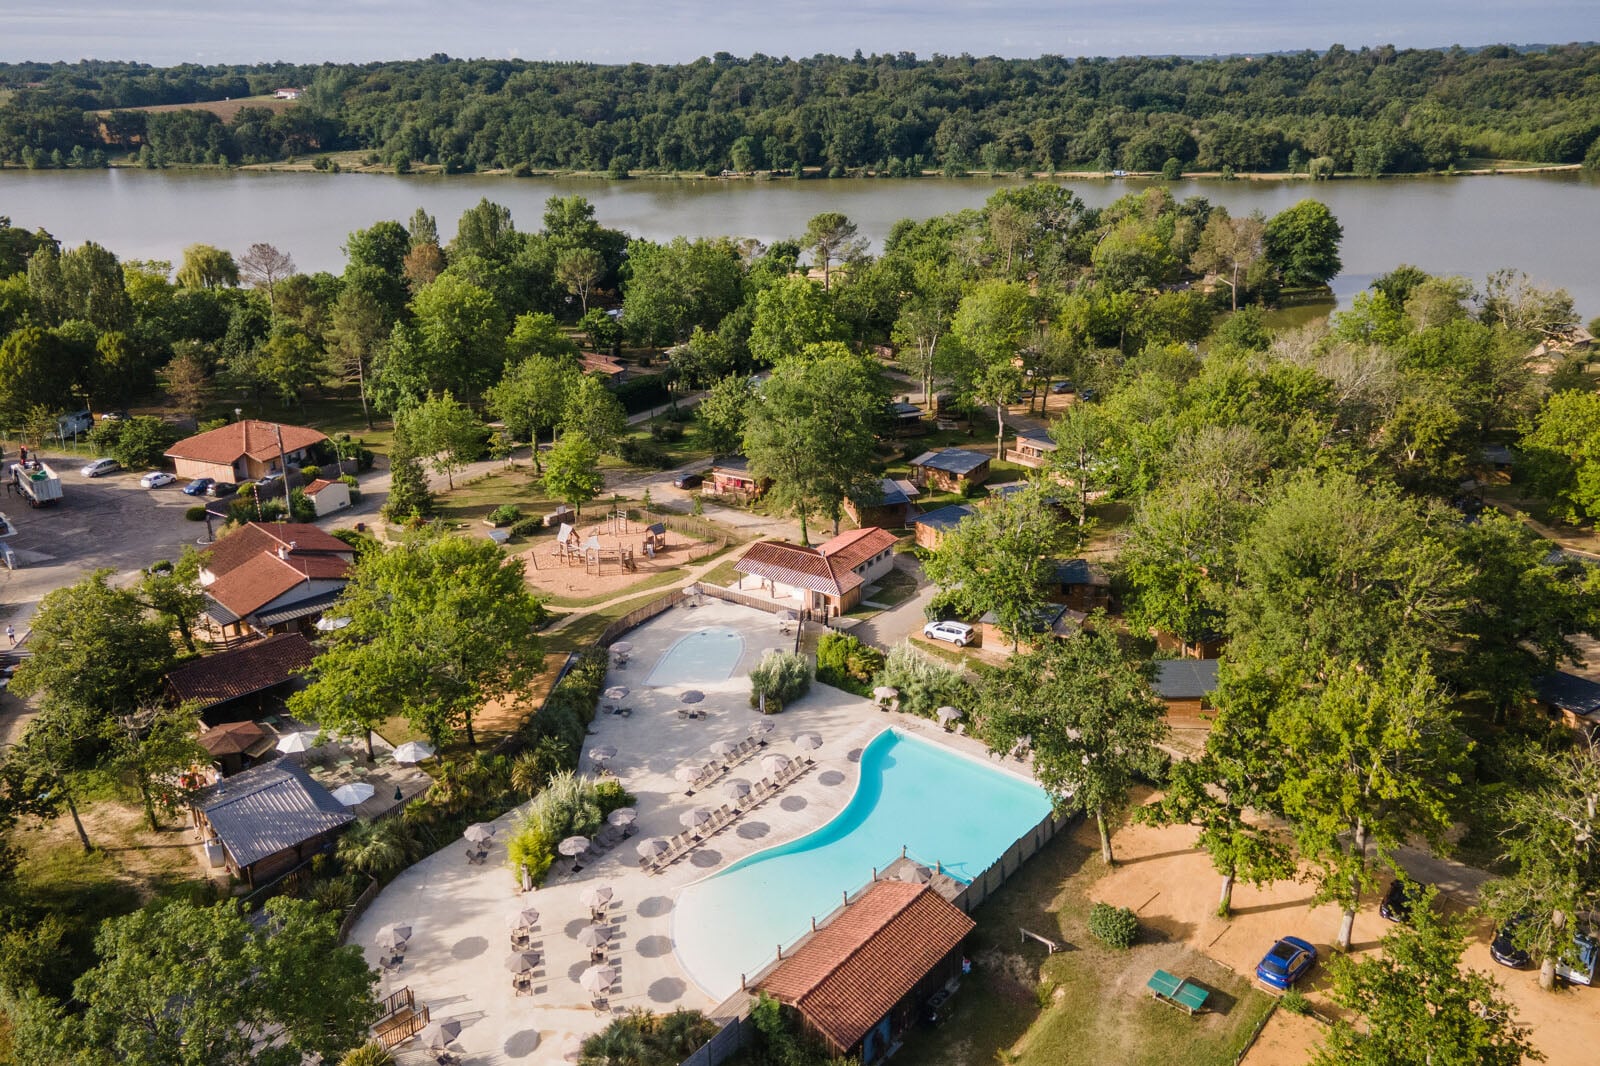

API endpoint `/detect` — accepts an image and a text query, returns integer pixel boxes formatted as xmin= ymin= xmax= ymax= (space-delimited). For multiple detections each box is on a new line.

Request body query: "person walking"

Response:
xmin=5 ymin=625 xmax=15 ymax=646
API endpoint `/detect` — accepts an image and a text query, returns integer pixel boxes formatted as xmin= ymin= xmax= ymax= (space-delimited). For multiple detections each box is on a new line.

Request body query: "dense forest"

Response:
xmin=1 ymin=44 xmax=1599 ymax=174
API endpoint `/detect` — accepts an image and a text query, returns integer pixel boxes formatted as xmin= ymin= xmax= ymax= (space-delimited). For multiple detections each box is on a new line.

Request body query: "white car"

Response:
xmin=140 ymin=471 xmax=176 ymax=489
xmin=922 ymin=620 xmax=975 ymax=647
xmin=80 ymin=458 xmax=121 ymax=478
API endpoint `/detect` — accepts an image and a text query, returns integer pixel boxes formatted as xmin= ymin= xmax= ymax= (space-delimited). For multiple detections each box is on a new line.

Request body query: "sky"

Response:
xmin=0 ymin=1 xmax=1594 ymax=66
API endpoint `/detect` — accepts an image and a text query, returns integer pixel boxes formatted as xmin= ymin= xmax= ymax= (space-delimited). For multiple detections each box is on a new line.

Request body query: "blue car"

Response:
xmin=1256 ymin=936 xmax=1317 ymax=990
xmin=182 ymin=477 xmax=214 ymax=497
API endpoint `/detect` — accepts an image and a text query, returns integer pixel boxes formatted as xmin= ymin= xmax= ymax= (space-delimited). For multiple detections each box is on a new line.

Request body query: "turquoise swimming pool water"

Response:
xmin=673 ymin=728 xmax=1052 ymax=998
xmin=645 ymin=627 xmax=745 ymax=687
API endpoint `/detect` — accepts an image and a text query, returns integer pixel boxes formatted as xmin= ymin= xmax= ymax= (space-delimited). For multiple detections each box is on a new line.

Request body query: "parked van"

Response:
xmin=1556 ymin=930 xmax=1598 ymax=986
xmin=56 ymin=410 xmax=93 ymax=438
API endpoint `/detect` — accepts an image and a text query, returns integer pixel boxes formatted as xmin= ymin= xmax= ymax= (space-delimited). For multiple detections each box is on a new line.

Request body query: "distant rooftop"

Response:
xmin=911 ymin=503 xmax=975 ymax=531
xmin=909 ymin=448 xmax=990 ymax=476
xmin=1152 ymin=659 xmax=1221 ymax=701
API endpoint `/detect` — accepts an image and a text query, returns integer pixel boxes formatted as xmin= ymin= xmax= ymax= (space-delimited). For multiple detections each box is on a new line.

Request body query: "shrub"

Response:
xmin=337 ymin=1042 xmax=396 ymax=1066
xmin=581 ymin=1008 xmax=719 ymax=1066
xmin=815 ymin=632 xmax=885 ymax=697
xmin=488 ymin=503 xmax=522 ymax=526
xmin=594 ymin=779 xmax=637 ymax=817
xmin=749 ymin=650 xmax=812 ymax=712
xmin=288 ymin=488 xmax=316 ymax=522
xmin=872 ymin=642 xmax=975 ymax=720
xmin=308 ymin=875 xmax=357 ymax=912
xmin=619 ymin=438 xmax=674 ymax=469
xmin=1279 ymin=988 xmax=1312 ymax=1015
xmin=1087 ymin=902 xmax=1139 ymax=949
xmin=649 ymin=420 xmax=685 ymax=443
xmin=508 ymin=515 xmax=545 ymax=538
xmin=613 ymin=373 xmax=671 ymax=413
xmin=298 ymin=464 xmax=321 ymax=480
xmin=184 ymin=504 xmax=207 ymax=521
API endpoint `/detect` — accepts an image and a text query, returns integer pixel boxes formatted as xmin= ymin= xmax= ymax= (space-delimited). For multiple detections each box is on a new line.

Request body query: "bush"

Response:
xmin=508 ymin=515 xmax=545 ymax=538
xmin=488 ymin=503 xmax=522 ymax=526
xmin=815 ymin=632 xmax=885 ymax=697
xmin=339 ymin=473 xmax=361 ymax=500
xmin=1087 ymin=902 xmax=1139 ymax=949
xmin=749 ymin=650 xmax=812 ymax=712
xmin=1279 ymin=987 xmax=1312 ymax=1015
xmin=594 ymin=779 xmax=637 ymax=817
xmin=872 ymin=642 xmax=976 ymax=720
xmin=184 ymin=504 xmax=207 ymax=521
xmin=582 ymin=1008 xmax=719 ymax=1066
xmin=649 ymin=420 xmax=685 ymax=443
xmin=613 ymin=373 xmax=671 ymax=414
xmin=619 ymin=438 xmax=674 ymax=469
xmin=337 ymin=1042 xmax=396 ymax=1066
xmin=298 ymin=464 xmax=321 ymax=480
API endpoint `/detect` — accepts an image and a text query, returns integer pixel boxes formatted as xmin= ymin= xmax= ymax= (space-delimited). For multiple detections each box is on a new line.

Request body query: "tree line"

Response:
xmin=3 ymin=44 xmax=1600 ymax=173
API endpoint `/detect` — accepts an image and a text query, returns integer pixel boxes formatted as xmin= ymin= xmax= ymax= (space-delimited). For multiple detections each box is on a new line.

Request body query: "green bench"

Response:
xmin=1146 ymin=969 xmax=1210 ymax=1015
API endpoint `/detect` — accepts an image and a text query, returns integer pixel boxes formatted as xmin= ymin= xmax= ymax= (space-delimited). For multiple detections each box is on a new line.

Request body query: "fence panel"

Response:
xmin=699 ymin=584 xmax=791 ymax=615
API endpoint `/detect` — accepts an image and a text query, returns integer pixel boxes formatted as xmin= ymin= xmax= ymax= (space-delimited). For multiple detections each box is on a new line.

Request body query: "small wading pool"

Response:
xmin=673 ymin=728 xmax=1052 ymax=999
xmin=644 ymin=626 xmax=746 ymax=687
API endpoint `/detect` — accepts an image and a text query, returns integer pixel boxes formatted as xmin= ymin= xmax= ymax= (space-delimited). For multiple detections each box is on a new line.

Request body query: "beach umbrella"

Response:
xmin=391 ymin=740 xmax=434 ymax=764
xmin=680 ymin=807 xmax=714 ymax=832
xmin=779 ymin=609 xmax=798 ymax=621
xmin=674 ymin=763 xmax=707 ymax=785
xmin=505 ymin=905 xmax=540 ymax=929
xmin=275 ymin=731 xmax=315 ymax=754
xmin=936 ymin=705 xmax=964 ymax=725
xmin=560 ymin=1033 xmax=585 ymax=1062
xmin=505 ymin=951 xmax=541 ymax=973
xmin=709 ymin=739 xmax=739 ymax=758
xmin=793 ymin=732 xmax=822 ymax=752
xmin=679 ymin=689 xmax=705 ymax=705
xmin=609 ymin=641 xmax=632 ymax=654
xmin=588 ymin=745 xmax=617 ymax=763
xmin=607 ymin=807 xmax=637 ymax=828
xmin=418 ymin=1019 xmax=461 ymax=1050
xmin=464 ymin=822 xmax=495 ymax=844
xmin=580 ymin=965 xmax=617 ymax=995
xmin=314 ymin=615 xmax=352 ymax=632
xmin=580 ymin=884 xmax=614 ymax=909
xmin=576 ymin=924 xmax=611 ymax=949
xmin=604 ymin=686 xmax=629 ymax=701
xmin=636 ymin=837 xmax=669 ymax=861
xmin=747 ymin=720 xmax=774 ymax=737
xmin=331 ymin=782 xmax=375 ymax=806
xmin=872 ymin=686 xmax=899 ymax=702
xmin=761 ymin=753 xmax=792 ymax=775
xmin=558 ymin=835 xmax=591 ymax=857
xmin=374 ymin=923 xmax=411 ymax=950
xmin=723 ymin=778 xmax=752 ymax=801
xmin=900 ymin=863 xmax=933 ymax=884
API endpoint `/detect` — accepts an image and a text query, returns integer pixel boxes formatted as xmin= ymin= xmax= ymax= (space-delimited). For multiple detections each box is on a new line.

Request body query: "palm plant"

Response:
xmin=580 ymin=1020 xmax=648 ymax=1066
xmin=337 ymin=819 xmax=410 ymax=879
xmin=337 ymin=1042 xmax=396 ymax=1066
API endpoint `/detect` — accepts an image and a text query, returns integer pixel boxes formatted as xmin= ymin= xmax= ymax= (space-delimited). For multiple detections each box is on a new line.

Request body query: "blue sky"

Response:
xmin=1 ymin=1 xmax=1593 ymax=65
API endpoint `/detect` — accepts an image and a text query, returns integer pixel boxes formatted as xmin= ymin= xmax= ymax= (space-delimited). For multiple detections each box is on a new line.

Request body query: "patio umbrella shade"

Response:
xmin=580 ymin=965 xmax=617 ymax=995
xmin=505 ymin=951 xmax=541 ymax=973
xmin=604 ymin=686 xmax=628 ymax=701
xmin=558 ymin=835 xmax=591 ymax=857
xmin=680 ymin=807 xmax=714 ymax=831
xmin=464 ymin=822 xmax=495 ymax=844
xmin=723 ymin=778 xmax=752 ymax=800
xmin=900 ymin=863 xmax=933 ymax=884
xmin=674 ymin=764 xmax=707 ymax=784
xmin=872 ymin=686 xmax=899 ymax=701
xmin=418 ymin=1019 xmax=462 ymax=1050
xmin=391 ymin=740 xmax=434 ymax=764
xmin=198 ymin=721 xmax=267 ymax=757
xmin=710 ymin=740 xmax=739 ymax=758
xmin=374 ymin=922 xmax=412 ymax=950
xmin=580 ymin=884 xmax=614 ymax=909
xmin=609 ymin=641 xmax=632 ymax=654
xmin=331 ymin=782 xmax=375 ymax=806
xmin=761 ymin=753 xmax=792 ymax=775
xmin=607 ymin=807 xmax=637 ymax=827
xmin=576 ymin=925 xmax=611 ymax=949
xmin=506 ymin=905 xmax=540 ymax=929
xmin=315 ymin=615 xmax=352 ymax=632
xmin=275 ymin=731 xmax=315 ymax=753
xmin=936 ymin=705 xmax=964 ymax=724
xmin=679 ymin=689 xmax=705 ymax=704
xmin=636 ymin=837 xmax=669 ymax=861
xmin=793 ymin=732 xmax=822 ymax=751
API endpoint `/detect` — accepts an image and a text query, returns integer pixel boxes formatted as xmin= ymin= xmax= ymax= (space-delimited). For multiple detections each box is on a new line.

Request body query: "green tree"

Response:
xmin=746 ymin=275 xmax=846 ymax=367
xmin=408 ymin=273 xmax=509 ymax=392
xmin=1521 ymin=390 xmax=1600 ymax=522
xmin=1314 ymin=892 xmax=1541 ymax=1066
xmin=543 ymin=432 xmax=605 ymax=518
xmin=327 ymin=284 xmax=388 ymax=430
xmin=1120 ymin=479 xmax=1250 ymax=645
xmin=802 ymin=211 xmax=866 ymax=291
xmin=620 ymin=237 xmax=743 ymax=347
xmin=560 ymin=373 xmax=628 ymax=454
xmin=921 ymin=487 xmax=1079 ymax=645
xmin=485 ymin=353 xmax=579 ymax=464
xmin=380 ymin=438 xmax=434 ymax=522
xmin=1189 ymin=211 xmax=1266 ymax=311
xmin=695 ymin=373 xmax=755 ymax=455
xmin=1263 ymin=199 xmax=1344 ymax=288
xmin=1274 ymin=654 xmax=1468 ymax=951
xmin=176 ymin=243 xmax=240 ymax=290
xmin=506 ymin=311 xmax=579 ymax=362
xmin=556 ymin=247 xmax=604 ymax=314
xmin=394 ymin=390 xmax=484 ymax=490
xmin=292 ymin=530 xmax=547 ymax=749
xmin=135 ymin=548 xmax=206 ymax=654
xmin=892 ymin=302 xmax=950 ymax=411
xmin=0 ymin=326 xmax=72 ymax=420
xmin=742 ymin=348 xmax=886 ymax=542
xmin=978 ymin=621 xmax=1168 ymax=864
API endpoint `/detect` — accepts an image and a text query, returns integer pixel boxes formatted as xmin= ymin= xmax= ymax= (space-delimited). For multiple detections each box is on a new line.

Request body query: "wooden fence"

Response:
xmin=951 ymin=809 xmax=1073 ymax=914
xmin=698 ymin=584 xmax=792 ymax=616
xmin=677 ymin=1011 xmax=754 ymax=1066
xmin=337 ymin=876 xmax=383 ymax=942
xmin=598 ymin=589 xmax=686 ymax=647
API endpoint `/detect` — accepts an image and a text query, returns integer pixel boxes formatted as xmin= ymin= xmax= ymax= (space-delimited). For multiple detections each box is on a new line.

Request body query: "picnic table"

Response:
xmin=1146 ymin=969 xmax=1209 ymax=1015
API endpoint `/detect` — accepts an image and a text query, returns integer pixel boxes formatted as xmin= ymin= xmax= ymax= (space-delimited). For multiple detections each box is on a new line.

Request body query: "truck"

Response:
xmin=11 ymin=460 xmax=63 ymax=507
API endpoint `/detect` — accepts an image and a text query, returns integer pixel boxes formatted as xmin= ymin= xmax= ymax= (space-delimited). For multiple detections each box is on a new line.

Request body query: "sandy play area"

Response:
xmin=515 ymin=517 xmax=716 ymax=600
xmin=1093 ymin=813 xmax=1596 ymax=1066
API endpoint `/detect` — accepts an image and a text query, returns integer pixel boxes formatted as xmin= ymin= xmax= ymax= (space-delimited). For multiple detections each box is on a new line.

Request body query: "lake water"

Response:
xmin=2 ymin=168 xmax=1597 ymax=318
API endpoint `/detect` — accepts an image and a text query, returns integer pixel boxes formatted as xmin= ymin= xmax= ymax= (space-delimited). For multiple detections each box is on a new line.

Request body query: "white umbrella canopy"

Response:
xmin=391 ymin=740 xmax=435 ymax=764
xmin=374 ymin=922 xmax=412 ymax=949
xmin=588 ymin=745 xmax=617 ymax=762
xmin=505 ymin=905 xmax=540 ymax=929
xmin=636 ymin=837 xmax=669 ymax=861
xmin=580 ymin=965 xmax=617 ymax=995
xmin=761 ymin=753 xmax=792 ymax=775
xmin=558 ymin=835 xmax=591 ymax=857
xmin=679 ymin=689 xmax=705 ymax=704
xmin=580 ymin=884 xmax=614 ymax=909
xmin=505 ymin=951 xmax=541 ymax=973
xmin=674 ymin=763 xmax=707 ymax=785
xmin=747 ymin=719 xmax=775 ymax=737
xmin=464 ymin=822 xmax=495 ymax=844
xmin=793 ymin=732 xmax=822 ymax=752
xmin=936 ymin=705 xmax=964 ymax=724
xmin=275 ymin=731 xmax=316 ymax=753
xmin=872 ymin=686 xmax=899 ymax=701
xmin=331 ymin=782 xmax=375 ymax=806
xmin=607 ymin=806 xmax=637 ymax=827
xmin=609 ymin=641 xmax=633 ymax=655
xmin=723 ymin=778 xmax=752 ymax=801
xmin=604 ymin=686 xmax=629 ymax=701
xmin=418 ymin=1019 xmax=461 ymax=1050
xmin=576 ymin=924 xmax=611 ymax=949
xmin=314 ymin=615 xmax=352 ymax=632
xmin=709 ymin=739 xmax=739 ymax=758
xmin=680 ymin=807 xmax=714 ymax=831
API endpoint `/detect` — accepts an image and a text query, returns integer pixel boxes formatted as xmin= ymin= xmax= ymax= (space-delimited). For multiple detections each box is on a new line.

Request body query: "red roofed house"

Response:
xmin=816 ymin=526 xmax=899 ymax=588
xmin=579 ymin=351 xmax=628 ymax=381
xmin=302 ymin=478 xmax=351 ymax=517
xmin=199 ymin=523 xmax=354 ymax=642
xmin=166 ymin=631 xmax=318 ymax=726
xmin=165 ymin=419 xmax=328 ymax=485
xmin=731 ymin=539 xmax=863 ymax=618
xmin=756 ymin=879 xmax=975 ymax=1063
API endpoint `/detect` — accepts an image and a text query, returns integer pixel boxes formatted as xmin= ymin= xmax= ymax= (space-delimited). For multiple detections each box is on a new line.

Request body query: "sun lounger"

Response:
xmin=1147 ymin=970 xmax=1210 ymax=1015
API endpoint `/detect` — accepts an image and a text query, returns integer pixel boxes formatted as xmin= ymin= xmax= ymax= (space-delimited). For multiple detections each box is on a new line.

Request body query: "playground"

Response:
xmin=516 ymin=509 xmax=720 ymax=600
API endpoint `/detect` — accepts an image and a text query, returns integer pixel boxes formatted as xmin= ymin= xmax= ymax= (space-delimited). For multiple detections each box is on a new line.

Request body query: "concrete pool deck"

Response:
xmin=352 ymin=600 xmax=1021 ymax=1066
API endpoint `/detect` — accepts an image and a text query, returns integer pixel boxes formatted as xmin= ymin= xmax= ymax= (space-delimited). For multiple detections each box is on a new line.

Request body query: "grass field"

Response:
xmin=102 ymin=94 xmax=299 ymax=122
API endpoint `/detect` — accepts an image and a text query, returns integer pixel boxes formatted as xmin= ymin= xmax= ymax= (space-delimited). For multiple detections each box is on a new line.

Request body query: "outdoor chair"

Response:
xmin=590 ymin=947 xmax=607 ymax=965
xmin=615 ymin=707 xmax=632 ymax=718
xmin=513 ymin=973 xmax=534 ymax=996
xmin=591 ymin=995 xmax=610 ymax=1014
xmin=435 ymin=1051 xmax=462 ymax=1066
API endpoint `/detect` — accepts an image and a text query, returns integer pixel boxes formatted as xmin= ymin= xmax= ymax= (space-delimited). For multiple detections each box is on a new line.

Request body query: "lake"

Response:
xmin=2 ymin=168 xmax=1598 ymax=318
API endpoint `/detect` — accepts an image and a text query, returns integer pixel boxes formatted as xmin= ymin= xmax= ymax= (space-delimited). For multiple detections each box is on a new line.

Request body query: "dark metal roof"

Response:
xmin=252 ymin=588 xmax=345 ymax=627
xmin=1153 ymin=659 xmax=1221 ymax=701
xmin=912 ymin=504 xmax=975 ymax=531
xmin=1535 ymin=672 xmax=1600 ymax=717
xmin=979 ymin=603 xmax=1079 ymax=631
xmin=910 ymin=448 xmax=990 ymax=476
xmin=890 ymin=402 xmax=922 ymax=419
xmin=197 ymin=761 xmax=353 ymax=869
xmin=1054 ymin=559 xmax=1110 ymax=587
xmin=1482 ymin=445 xmax=1514 ymax=466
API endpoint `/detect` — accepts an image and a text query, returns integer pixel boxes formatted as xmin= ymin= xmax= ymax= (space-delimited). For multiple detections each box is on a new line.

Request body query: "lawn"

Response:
xmin=896 ymin=818 xmax=1276 ymax=1066
xmin=542 ymin=589 xmax=678 ymax=653
xmin=863 ymin=567 xmax=919 ymax=607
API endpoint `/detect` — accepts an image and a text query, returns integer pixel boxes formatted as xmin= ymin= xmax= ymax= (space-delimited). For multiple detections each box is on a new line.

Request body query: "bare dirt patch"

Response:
xmin=516 ymin=521 xmax=714 ymax=602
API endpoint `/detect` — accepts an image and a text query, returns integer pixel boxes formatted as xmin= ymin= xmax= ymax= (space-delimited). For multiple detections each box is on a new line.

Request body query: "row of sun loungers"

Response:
xmin=645 ymin=757 xmax=815 ymax=874
xmin=682 ymin=736 xmax=767 ymax=793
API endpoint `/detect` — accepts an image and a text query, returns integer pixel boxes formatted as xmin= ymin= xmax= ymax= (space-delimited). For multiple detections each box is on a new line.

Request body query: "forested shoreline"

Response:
xmin=2 ymin=44 xmax=1599 ymax=175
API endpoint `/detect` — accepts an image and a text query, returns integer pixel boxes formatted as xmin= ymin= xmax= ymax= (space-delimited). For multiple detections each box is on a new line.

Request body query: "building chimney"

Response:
xmin=277 ymin=545 xmax=289 ymax=561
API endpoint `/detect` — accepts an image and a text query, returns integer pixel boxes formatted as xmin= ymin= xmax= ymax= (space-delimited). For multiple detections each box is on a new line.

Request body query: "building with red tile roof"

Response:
xmin=167 ymin=632 xmax=317 ymax=718
xmin=817 ymin=527 xmax=899 ymax=587
xmin=732 ymin=539 xmax=863 ymax=617
xmin=200 ymin=523 xmax=354 ymax=641
xmin=165 ymin=419 xmax=328 ymax=484
xmin=757 ymin=880 xmax=974 ymax=1061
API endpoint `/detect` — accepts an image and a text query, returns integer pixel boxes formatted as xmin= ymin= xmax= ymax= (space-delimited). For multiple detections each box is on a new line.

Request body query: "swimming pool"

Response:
xmin=645 ymin=626 xmax=746 ymax=687
xmin=673 ymin=728 xmax=1052 ymax=998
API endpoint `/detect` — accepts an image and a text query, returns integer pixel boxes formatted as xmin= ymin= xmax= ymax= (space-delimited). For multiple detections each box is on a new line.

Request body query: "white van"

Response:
xmin=57 ymin=410 xmax=93 ymax=438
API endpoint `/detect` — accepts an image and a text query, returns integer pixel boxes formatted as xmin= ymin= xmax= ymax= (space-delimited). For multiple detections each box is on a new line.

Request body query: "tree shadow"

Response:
xmin=450 ymin=935 xmax=487 ymax=960
xmin=1229 ymin=896 xmax=1316 ymax=916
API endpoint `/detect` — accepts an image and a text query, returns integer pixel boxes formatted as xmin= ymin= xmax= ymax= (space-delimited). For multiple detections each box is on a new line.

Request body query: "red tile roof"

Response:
xmin=759 ymin=881 xmax=974 ymax=1052
xmin=303 ymin=478 xmax=336 ymax=496
xmin=734 ymin=540 xmax=862 ymax=598
xmin=579 ymin=352 xmax=626 ymax=377
xmin=168 ymin=633 xmax=317 ymax=708
xmin=817 ymin=527 xmax=899 ymax=573
xmin=203 ymin=523 xmax=352 ymax=618
xmin=205 ymin=522 xmax=352 ymax=580
xmin=165 ymin=420 xmax=328 ymax=467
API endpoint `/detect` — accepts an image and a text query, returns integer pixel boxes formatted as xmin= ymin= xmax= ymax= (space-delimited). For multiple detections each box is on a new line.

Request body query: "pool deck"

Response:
xmin=352 ymin=600 xmax=1025 ymax=1066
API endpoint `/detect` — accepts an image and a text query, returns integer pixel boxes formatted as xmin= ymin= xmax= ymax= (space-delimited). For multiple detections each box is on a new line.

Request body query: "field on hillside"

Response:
xmin=101 ymin=95 xmax=298 ymax=121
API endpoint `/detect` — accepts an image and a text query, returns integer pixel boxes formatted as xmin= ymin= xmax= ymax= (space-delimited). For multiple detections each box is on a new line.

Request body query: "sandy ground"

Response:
xmin=1092 ymin=814 xmax=1596 ymax=1066
xmin=516 ymin=523 xmax=713 ymax=601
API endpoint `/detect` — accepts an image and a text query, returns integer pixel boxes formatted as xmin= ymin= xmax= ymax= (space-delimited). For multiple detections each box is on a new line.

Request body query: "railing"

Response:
xmin=337 ymin=876 xmax=382 ymax=943
xmin=698 ymin=584 xmax=794 ymax=615
xmin=378 ymin=986 xmax=414 ymax=1019
xmin=373 ymin=998 xmax=429 ymax=1048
